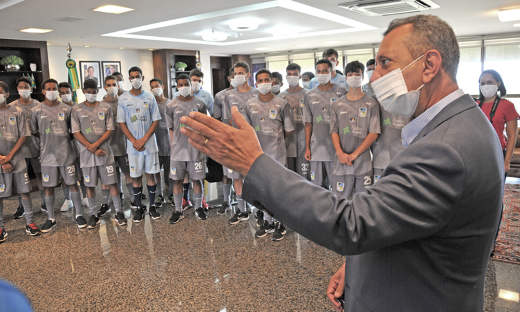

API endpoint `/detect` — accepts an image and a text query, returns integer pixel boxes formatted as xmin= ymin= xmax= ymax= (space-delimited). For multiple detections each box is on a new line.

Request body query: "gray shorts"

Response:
xmin=114 ymin=155 xmax=130 ymax=175
xmin=41 ymin=164 xmax=78 ymax=187
xmin=310 ymin=161 xmax=333 ymax=187
xmin=332 ymin=172 xmax=373 ymax=199
xmin=82 ymin=164 xmax=118 ymax=187
xmin=225 ymin=166 xmax=243 ymax=180
xmin=169 ymin=160 xmax=206 ymax=181
xmin=0 ymin=172 xmax=32 ymax=197
xmin=159 ymin=156 xmax=170 ymax=170
xmin=373 ymin=168 xmax=384 ymax=184
xmin=25 ymin=157 xmax=41 ymax=174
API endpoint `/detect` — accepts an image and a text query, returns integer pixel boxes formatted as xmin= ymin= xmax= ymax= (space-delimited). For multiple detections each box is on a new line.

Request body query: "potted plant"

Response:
xmin=174 ymin=61 xmax=187 ymax=71
xmin=0 ymin=55 xmax=24 ymax=71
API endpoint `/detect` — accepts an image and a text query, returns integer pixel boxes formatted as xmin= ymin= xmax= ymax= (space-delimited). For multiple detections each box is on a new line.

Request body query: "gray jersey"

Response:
xmin=303 ymin=84 xmax=348 ymax=161
xmin=213 ymin=88 xmax=228 ymax=120
xmin=0 ymin=105 xmax=30 ymax=173
xmin=31 ymin=102 xmax=76 ymax=167
xmin=330 ymin=94 xmax=381 ymax=175
xmin=102 ymin=99 xmax=127 ymax=156
xmin=280 ymin=89 xmax=307 ymax=158
xmin=223 ymin=88 xmax=259 ymax=128
xmin=244 ymin=96 xmax=294 ymax=166
xmin=372 ymin=107 xmax=409 ymax=170
xmin=362 ymin=83 xmax=375 ymax=98
xmin=155 ymin=99 xmax=171 ymax=156
xmin=71 ymin=102 xmax=115 ymax=168
xmin=9 ymin=99 xmax=40 ymax=158
xmin=165 ymin=97 xmax=207 ymax=162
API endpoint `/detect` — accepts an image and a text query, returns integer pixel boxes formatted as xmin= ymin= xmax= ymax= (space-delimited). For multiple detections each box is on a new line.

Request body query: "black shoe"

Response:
xmin=41 ymin=219 xmax=56 ymax=233
xmin=76 ymin=215 xmax=87 ymax=229
xmin=168 ymin=195 xmax=174 ymax=206
xmin=0 ymin=229 xmax=7 ymax=242
xmin=130 ymin=201 xmax=138 ymax=209
xmin=255 ymin=210 xmax=264 ymax=227
xmin=228 ymin=211 xmax=249 ymax=225
xmin=217 ymin=202 xmax=230 ymax=215
xmin=41 ymin=202 xmax=48 ymax=214
xmin=265 ymin=222 xmax=276 ymax=234
xmin=195 ymin=207 xmax=208 ymax=220
xmin=115 ymin=212 xmax=127 ymax=226
xmin=87 ymin=215 xmax=100 ymax=229
xmin=272 ymin=222 xmax=286 ymax=241
xmin=169 ymin=211 xmax=184 ymax=224
xmin=141 ymin=204 xmax=147 ymax=211
xmin=155 ymin=195 xmax=164 ymax=208
xmin=133 ymin=207 xmax=144 ymax=223
xmin=25 ymin=223 xmax=41 ymax=236
xmin=149 ymin=205 xmax=161 ymax=220
xmin=97 ymin=204 xmax=110 ymax=218
xmin=255 ymin=220 xmax=269 ymax=238
xmin=13 ymin=205 xmax=25 ymax=219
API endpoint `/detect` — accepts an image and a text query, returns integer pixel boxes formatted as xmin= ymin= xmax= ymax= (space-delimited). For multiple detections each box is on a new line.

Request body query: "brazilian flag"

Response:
xmin=66 ymin=59 xmax=80 ymax=103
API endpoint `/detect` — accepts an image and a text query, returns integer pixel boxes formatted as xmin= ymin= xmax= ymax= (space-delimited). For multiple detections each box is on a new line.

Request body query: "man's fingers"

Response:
xmin=180 ymin=126 xmax=208 ymax=147
xmin=183 ymin=112 xmax=220 ymax=139
xmin=327 ymin=280 xmax=341 ymax=309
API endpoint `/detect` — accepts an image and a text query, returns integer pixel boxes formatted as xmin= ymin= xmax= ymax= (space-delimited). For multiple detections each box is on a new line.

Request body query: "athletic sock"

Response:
xmin=133 ymin=186 xmax=143 ymax=207
xmin=101 ymin=189 xmax=110 ymax=206
xmin=62 ymin=186 xmax=70 ymax=200
xmin=21 ymin=198 xmax=34 ymax=225
xmin=236 ymin=195 xmax=246 ymax=214
xmin=71 ymin=191 xmax=83 ymax=217
xmin=87 ymin=197 xmax=97 ymax=216
xmin=45 ymin=195 xmax=55 ymax=220
xmin=183 ymin=183 xmax=190 ymax=202
xmin=174 ymin=193 xmax=183 ymax=213
xmin=194 ymin=193 xmax=203 ymax=209
xmin=39 ymin=190 xmax=45 ymax=203
xmin=112 ymin=195 xmax=122 ymax=213
xmin=126 ymin=183 xmax=135 ymax=201
xmin=17 ymin=195 xmax=23 ymax=207
xmin=223 ymin=183 xmax=232 ymax=203
xmin=147 ymin=184 xmax=156 ymax=207
xmin=80 ymin=184 xmax=87 ymax=199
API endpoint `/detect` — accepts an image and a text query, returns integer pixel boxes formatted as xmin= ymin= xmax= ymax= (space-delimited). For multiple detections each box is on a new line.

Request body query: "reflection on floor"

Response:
xmin=0 ymin=182 xmax=518 ymax=311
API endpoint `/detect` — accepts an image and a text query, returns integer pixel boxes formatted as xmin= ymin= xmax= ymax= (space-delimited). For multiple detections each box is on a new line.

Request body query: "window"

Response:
xmin=484 ymin=43 xmax=520 ymax=95
xmin=345 ymin=49 xmax=374 ymax=84
xmin=457 ymin=45 xmax=481 ymax=96
xmin=266 ymin=58 xmax=289 ymax=89
xmin=289 ymin=53 xmax=315 ymax=78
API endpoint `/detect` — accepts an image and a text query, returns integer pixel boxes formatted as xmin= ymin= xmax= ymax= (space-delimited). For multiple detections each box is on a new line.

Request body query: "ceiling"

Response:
xmin=0 ymin=0 xmax=519 ymax=55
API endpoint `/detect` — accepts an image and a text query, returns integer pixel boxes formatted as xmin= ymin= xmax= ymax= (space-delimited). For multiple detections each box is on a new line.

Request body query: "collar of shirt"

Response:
xmin=401 ymin=89 xmax=465 ymax=147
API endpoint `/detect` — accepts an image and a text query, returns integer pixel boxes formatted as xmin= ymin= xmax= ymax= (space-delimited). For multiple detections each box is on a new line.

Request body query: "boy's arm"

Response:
xmin=0 ymin=136 xmax=26 ymax=166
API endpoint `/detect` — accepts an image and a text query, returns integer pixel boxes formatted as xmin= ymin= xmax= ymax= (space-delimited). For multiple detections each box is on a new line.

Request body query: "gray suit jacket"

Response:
xmin=243 ymin=94 xmax=504 ymax=311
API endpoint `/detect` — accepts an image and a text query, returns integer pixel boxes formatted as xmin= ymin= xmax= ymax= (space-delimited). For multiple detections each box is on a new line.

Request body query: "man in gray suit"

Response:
xmin=179 ymin=15 xmax=504 ymax=312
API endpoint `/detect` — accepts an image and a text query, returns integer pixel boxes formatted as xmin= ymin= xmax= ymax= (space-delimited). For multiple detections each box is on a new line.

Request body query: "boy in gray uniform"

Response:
xmin=150 ymin=78 xmax=172 ymax=208
xmin=279 ymin=63 xmax=309 ymax=180
xmin=303 ymin=59 xmax=348 ymax=188
xmin=166 ymin=74 xmax=208 ymax=224
xmin=0 ymin=81 xmax=41 ymax=242
xmin=223 ymin=62 xmax=259 ymax=225
xmin=31 ymin=78 xmax=83 ymax=232
xmin=244 ymin=69 xmax=294 ymax=241
xmin=9 ymin=77 xmax=46 ymax=218
xmin=330 ymin=61 xmax=380 ymax=199
xmin=72 ymin=79 xmax=126 ymax=227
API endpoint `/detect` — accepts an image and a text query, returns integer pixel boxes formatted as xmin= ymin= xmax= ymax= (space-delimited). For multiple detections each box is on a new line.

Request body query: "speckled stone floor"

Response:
xmin=0 ymin=179 xmax=519 ymax=312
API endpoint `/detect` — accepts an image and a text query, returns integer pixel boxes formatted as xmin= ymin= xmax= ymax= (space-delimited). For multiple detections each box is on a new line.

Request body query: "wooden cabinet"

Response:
xmin=152 ymin=49 xmax=198 ymax=99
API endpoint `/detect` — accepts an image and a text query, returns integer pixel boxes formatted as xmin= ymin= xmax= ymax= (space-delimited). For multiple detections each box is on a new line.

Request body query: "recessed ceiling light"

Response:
xmin=254 ymin=47 xmax=272 ymax=51
xmin=201 ymin=30 xmax=228 ymax=42
xmin=20 ymin=28 xmax=53 ymax=33
xmin=228 ymin=18 xmax=261 ymax=31
xmin=47 ymin=43 xmax=51 ymax=45
xmin=149 ymin=48 xmax=154 ymax=51
xmin=84 ymin=45 xmax=90 ymax=48
xmin=322 ymin=40 xmax=340 ymax=44
xmin=119 ymin=47 xmax=125 ymax=49
xmin=498 ymin=8 xmax=520 ymax=22
xmin=514 ymin=23 xmax=520 ymax=27
xmin=94 ymin=5 xmax=134 ymax=14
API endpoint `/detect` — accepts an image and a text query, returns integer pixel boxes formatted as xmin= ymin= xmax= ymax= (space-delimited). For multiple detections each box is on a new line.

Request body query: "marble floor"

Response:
xmin=0 ymin=181 xmax=519 ymax=311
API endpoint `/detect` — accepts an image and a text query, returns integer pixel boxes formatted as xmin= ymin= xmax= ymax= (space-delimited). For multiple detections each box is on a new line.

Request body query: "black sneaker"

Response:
xmin=76 ymin=216 xmax=87 ymax=229
xmin=217 ymin=202 xmax=230 ymax=215
xmin=87 ymin=215 xmax=100 ymax=229
xmin=155 ymin=195 xmax=164 ymax=208
xmin=195 ymin=207 xmax=208 ymax=220
xmin=0 ymin=229 xmax=7 ymax=242
xmin=133 ymin=207 xmax=144 ymax=223
xmin=130 ymin=201 xmax=138 ymax=209
xmin=272 ymin=222 xmax=286 ymax=242
xmin=97 ymin=204 xmax=110 ymax=218
xmin=228 ymin=211 xmax=249 ymax=225
xmin=26 ymin=223 xmax=41 ymax=236
xmin=149 ymin=205 xmax=161 ymax=220
xmin=115 ymin=212 xmax=127 ymax=226
xmin=13 ymin=205 xmax=25 ymax=219
xmin=255 ymin=210 xmax=264 ymax=227
xmin=41 ymin=219 xmax=56 ymax=233
xmin=265 ymin=222 xmax=276 ymax=234
xmin=168 ymin=195 xmax=174 ymax=206
xmin=169 ymin=211 xmax=184 ymax=224
xmin=255 ymin=220 xmax=268 ymax=238
xmin=41 ymin=202 xmax=48 ymax=214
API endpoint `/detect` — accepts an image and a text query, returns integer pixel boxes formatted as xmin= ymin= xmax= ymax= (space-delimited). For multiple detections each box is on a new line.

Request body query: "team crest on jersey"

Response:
xmin=58 ymin=113 xmax=64 ymax=121
xmin=336 ymin=182 xmax=345 ymax=192
xmin=98 ymin=112 xmax=105 ymax=120
xmin=350 ymin=117 xmax=355 ymax=123
xmin=310 ymin=172 xmax=315 ymax=180
xmin=84 ymin=175 xmax=90 ymax=183
xmin=192 ymin=108 xmax=197 ymax=112
xmin=0 ymin=184 xmax=4 ymax=192
xmin=330 ymin=98 xmax=337 ymax=104
xmin=269 ymin=110 xmax=277 ymax=119
xmin=359 ymin=108 xmax=367 ymax=117
xmin=171 ymin=167 xmax=176 ymax=175
xmin=300 ymin=100 xmax=304 ymax=107
xmin=228 ymin=168 xmax=233 ymax=173
xmin=9 ymin=117 xmax=15 ymax=125
xmin=144 ymin=103 xmax=148 ymax=108
xmin=43 ymin=175 xmax=50 ymax=182
xmin=374 ymin=175 xmax=381 ymax=183
xmin=130 ymin=166 xmax=136 ymax=173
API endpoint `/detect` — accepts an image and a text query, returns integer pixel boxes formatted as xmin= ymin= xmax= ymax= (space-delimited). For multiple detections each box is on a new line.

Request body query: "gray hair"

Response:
xmin=384 ymin=15 xmax=459 ymax=82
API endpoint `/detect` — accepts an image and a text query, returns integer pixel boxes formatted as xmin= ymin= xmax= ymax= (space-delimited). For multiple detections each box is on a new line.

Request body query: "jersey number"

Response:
xmin=67 ymin=166 xmax=76 ymax=174
xmin=106 ymin=166 xmax=114 ymax=174
xmin=301 ymin=163 xmax=309 ymax=172
xmin=194 ymin=162 xmax=203 ymax=171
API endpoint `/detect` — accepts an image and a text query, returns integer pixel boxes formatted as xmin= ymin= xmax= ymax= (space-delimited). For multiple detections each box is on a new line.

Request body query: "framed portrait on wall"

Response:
xmin=79 ymin=61 xmax=101 ymax=88
xmin=102 ymin=61 xmax=121 ymax=82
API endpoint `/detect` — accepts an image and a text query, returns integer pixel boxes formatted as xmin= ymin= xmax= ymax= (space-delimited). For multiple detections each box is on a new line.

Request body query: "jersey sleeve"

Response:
xmin=223 ymin=93 xmax=231 ymax=121
xmin=303 ymin=92 xmax=313 ymax=123
xmin=70 ymin=107 xmax=81 ymax=134
xmin=116 ymin=100 xmax=126 ymax=123
xmin=213 ymin=94 xmax=222 ymax=119
xmin=150 ymin=96 xmax=162 ymax=122
xmin=330 ymin=103 xmax=339 ymax=134
xmin=106 ymin=106 xmax=115 ymax=131
xmin=369 ymin=100 xmax=382 ymax=134
xmin=165 ymin=103 xmax=174 ymax=130
xmin=281 ymin=102 xmax=295 ymax=133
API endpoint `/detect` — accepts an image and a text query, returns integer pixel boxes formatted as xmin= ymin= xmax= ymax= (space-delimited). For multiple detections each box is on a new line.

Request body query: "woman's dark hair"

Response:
xmin=478 ymin=69 xmax=507 ymax=103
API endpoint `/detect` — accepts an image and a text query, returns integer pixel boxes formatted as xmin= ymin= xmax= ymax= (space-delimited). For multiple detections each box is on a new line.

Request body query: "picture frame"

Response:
xmin=102 ymin=61 xmax=121 ymax=82
xmin=79 ymin=61 xmax=102 ymax=88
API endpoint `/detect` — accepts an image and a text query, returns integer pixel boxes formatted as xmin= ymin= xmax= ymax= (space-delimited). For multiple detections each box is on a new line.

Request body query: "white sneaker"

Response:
xmin=82 ymin=197 xmax=89 ymax=207
xmin=60 ymin=199 xmax=73 ymax=212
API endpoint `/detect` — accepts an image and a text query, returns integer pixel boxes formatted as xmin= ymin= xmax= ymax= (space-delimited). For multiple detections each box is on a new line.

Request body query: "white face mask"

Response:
xmin=257 ymin=83 xmax=272 ymax=95
xmin=191 ymin=81 xmax=201 ymax=93
xmin=45 ymin=90 xmax=59 ymax=101
xmin=85 ymin=93 xmax=97 ymax=103
xmin=302 ymin=81 xmax=310 ymax=89
xmin=178 ymin=86 xmax=191 ymax=97
xmin=131 ymin=77 xmax=142 ymax=90
xmin=234 ymin=75 xmax=247 ymax=86
xmin=347 ymin=76 xmax=363 ymax=89
xmin=61 ymin=94 xmax=72 ymax=103
xmin=118 ymin=81 xmax=124 ymax=90
xmin=19 ymin=89 xmax=31 ymax=99
xmin=0 ymin=94 xmax=5 ymax=104
xmin=106 ymin=87 xmax=118 ymax=96
xmin=286 ymin=76 xmax=300 ymax=88
xmin=151 ymin=87 xmax=163 ymax=97
xmin=271 ymin=84 xmax=281 ymax=94
xmin=367 ymin=70 xmax=374 ymax=80
xmin=230 ymin=77 xmax=238 ymax=89
xmin=371 ymin=55 xmax=424 ymax=118
xmin=316 ymin=73 xmax=331 ymax=85
xmin=480 ymin=84 xmax=498 ymax=98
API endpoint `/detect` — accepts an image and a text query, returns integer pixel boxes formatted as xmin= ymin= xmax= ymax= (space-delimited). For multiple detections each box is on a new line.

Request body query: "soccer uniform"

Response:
xmin=330 ymin=94 xmax=381 ymax=198
xmin=173 ymin=89 xmax=214 ymax=116
xmin=212 ymin=88 xmax=227 ymax=121
xmin=303 ymin=84 xmax=348 ymax=186
xmin=372 ymin=108 xmax=409 ymax=182
xmin=9 ymin=99 xmax=41 ymax=173
xmin=223 ymin=88 xmax=259 ymax=179
xmin=308 ymin=73 xmax=348 ymax=90
xmin=71 ymin=102 xmax=117 ymax=187
xmin=117 ymin=91 xmax=161 ymax=178
xmin=155 ymin=99 xmax=171 ymax=171
xmin=103 ymin=98 xmax=130 ymax=174
xmin=279 ymin=89 xmax=309 ymax=179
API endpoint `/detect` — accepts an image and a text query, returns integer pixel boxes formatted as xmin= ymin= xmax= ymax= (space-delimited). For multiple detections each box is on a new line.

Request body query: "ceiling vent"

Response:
xmin=339 ymin=0 xmax=440 ymax=16
xmin=57 ymin=16 xmax=85 ymax=23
